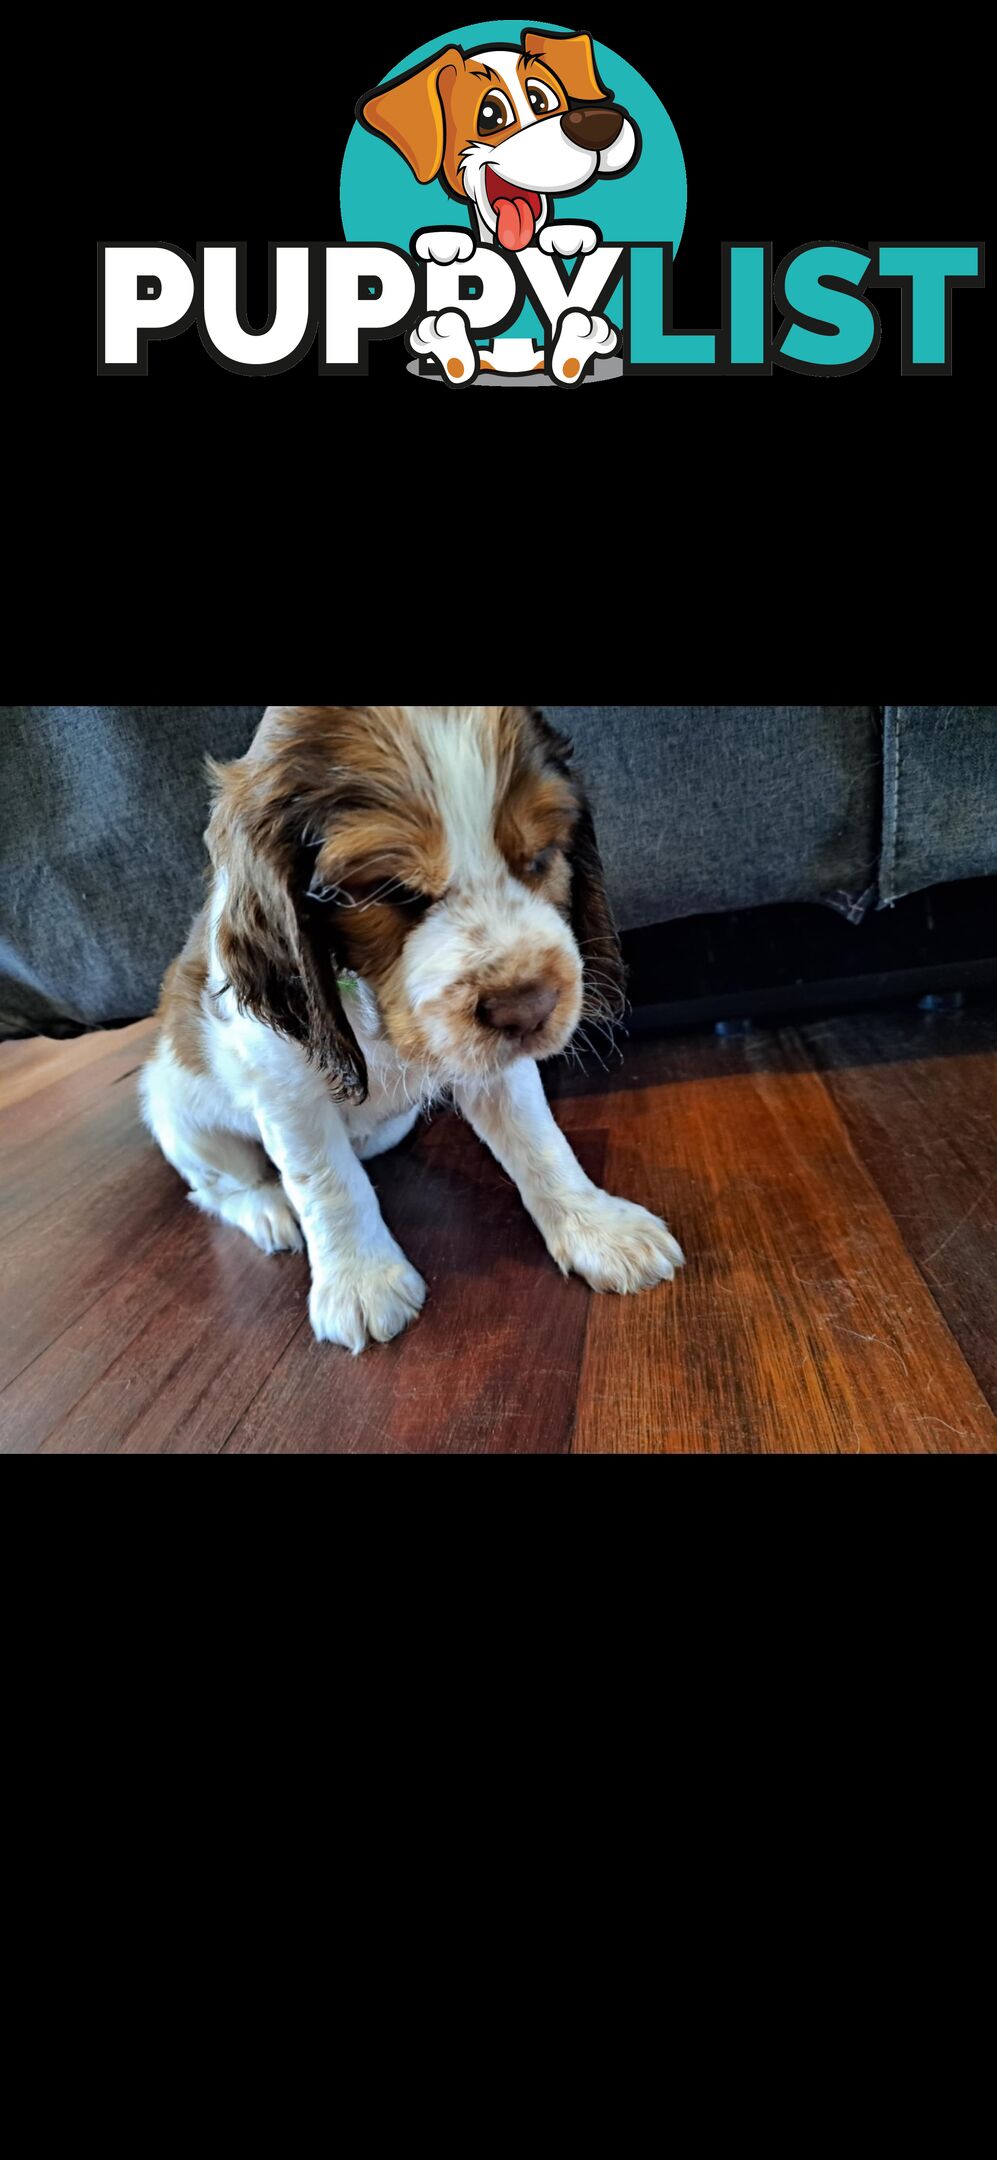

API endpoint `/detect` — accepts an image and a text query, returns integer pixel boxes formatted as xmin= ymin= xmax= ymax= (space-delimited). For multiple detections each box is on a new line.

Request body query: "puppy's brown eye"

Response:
xmin=524 ymin=847 xmax=556 ymax=878
xmin=392 ymin=883 xmax=433 ymax=918
xmin=526 ymin=79 xmax=559 ymax=116
xmin=478 ymin=91 xmax=514 ymax=134
xmin=339 ymin=877 xmax=431 ymax=915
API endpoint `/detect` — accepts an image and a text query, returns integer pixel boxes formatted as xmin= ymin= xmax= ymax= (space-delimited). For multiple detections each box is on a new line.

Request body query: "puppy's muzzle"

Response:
xmin=560 ymin=105 xmax=625 ymax=151
xmin=478 ymin=984 xmax=559 ymax=1045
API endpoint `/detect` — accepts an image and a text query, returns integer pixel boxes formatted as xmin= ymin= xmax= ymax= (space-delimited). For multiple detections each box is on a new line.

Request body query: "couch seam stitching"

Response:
xmin=883 ymin=705 xmax=902 ymax=901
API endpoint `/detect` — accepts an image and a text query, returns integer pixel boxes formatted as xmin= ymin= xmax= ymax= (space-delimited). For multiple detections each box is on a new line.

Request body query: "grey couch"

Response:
xmin=1 ymin=705 xmax=995 ymax=1037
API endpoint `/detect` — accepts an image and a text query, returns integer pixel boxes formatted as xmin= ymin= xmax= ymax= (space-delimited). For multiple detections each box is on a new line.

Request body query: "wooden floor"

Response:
xmin=1 ymin=1003 xmax=994 ymax=1453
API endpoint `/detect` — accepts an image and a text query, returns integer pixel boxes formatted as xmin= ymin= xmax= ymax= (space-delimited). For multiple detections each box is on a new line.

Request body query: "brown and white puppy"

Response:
xmin=142 ymin=709 xmax=683 ymax=1353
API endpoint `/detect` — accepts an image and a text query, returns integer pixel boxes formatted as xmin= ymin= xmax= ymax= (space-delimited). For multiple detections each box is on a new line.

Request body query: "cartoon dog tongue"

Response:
xmin=496 ymin=196 xmax=536 ymax=251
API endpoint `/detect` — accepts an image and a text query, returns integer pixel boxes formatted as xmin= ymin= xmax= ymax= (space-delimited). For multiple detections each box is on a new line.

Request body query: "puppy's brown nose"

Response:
xmin=560 ymin=105 xmax=624 ymax=151
xmin=477 ymin=985 xmax=559 ymax=1041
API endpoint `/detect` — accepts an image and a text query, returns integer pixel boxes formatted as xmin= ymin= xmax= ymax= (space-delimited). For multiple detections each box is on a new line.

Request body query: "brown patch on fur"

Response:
xmin=235 ymin=707 xmax=450 ymax=900
xmin=330 ymin=898 xmax=411 ymax=989
xmin=313 ymin=804 xmax=449 ymax=902
xmin=567 ymin=798 xmax=626 ymax=1020
xmin=276 ymin=708 xmax=451 ymax=993
xmin=206 ymin=709 xmax=383 ymax=1101
xmin=205 ymin=706 xmax=463 ymax=1101
xmin=496 ymin=708 xmax=626 ymax=1019
xmin=157 ymin=906 xmax=211 ymax=1074
xmin=493 ymin=708 xmax=580 ymax=872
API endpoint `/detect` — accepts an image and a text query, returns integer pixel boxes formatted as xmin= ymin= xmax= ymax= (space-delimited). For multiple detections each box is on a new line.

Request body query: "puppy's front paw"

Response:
xmin=413 ymin=230 xmax=475 ymax=266
xmin=537 ymin=223 xmax=599 ymax=257
xmin=550 ymin=309 xmax=617 ymax=383
xmin=309 ymin=1249 xmax=428 ymax=1354
xmin=408 ymin=309 xmax=479 ymax=383
xmin=544 ymin=1193 xmax=685 ymax=1295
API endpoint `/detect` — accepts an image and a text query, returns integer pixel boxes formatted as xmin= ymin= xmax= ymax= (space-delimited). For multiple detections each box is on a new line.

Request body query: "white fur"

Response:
xmin=142 ymin=710 xmax=684 ymax=1352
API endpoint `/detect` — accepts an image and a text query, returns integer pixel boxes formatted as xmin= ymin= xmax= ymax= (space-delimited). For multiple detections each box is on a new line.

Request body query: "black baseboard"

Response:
xmin=621 ymin=878 xmax=997 ymax=1033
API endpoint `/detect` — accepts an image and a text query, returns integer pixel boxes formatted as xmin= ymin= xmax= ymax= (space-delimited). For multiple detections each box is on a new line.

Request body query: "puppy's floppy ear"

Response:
xmin=358 ymin=46 xmax=465 ymax=182
xmin=529 ymin=712 xmax=626 ymax=1021
xmin=206 ymin=756 xmax=368 ymax=1104
xmin=522 ymin=28 xmax=611 ymax=103
xmin=569 ymin=790 xmax=627 ymax=1022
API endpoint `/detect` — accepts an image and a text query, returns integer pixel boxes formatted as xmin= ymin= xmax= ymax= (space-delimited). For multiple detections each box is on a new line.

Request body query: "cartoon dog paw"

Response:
xmin=549 ymin=309 xmax=618 ymax=384
xmin=408 ymin=309 xmax=479 ymax=384
xmin=413 ymin=230 xmax=476 ymax=266
xmin=537 ymin=224 xmax=599 ymax=258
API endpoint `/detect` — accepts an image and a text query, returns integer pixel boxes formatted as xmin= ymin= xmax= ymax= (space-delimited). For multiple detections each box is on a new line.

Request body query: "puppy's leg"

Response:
xmin=455 ymin=1060 xmax=685 ymax=1294
xmin=549 ymin=308 xmax=617 ymax=384
xmin=253 ymin=1084 xmax=426 ymax=1353
xmin=140 ymin=1054 xmax=302 ymax=1253
xmin=188 ymin=1169 xmax=304 ymax=1256
xmin=354 ymin=1105 xmax=421 ymax=1161
xmin=408 ymin=309 xmax=479 ymax=384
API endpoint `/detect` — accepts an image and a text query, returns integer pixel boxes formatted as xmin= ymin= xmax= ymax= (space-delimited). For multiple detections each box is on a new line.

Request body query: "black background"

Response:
xmin=88 ymin=12 xmax=990 ymax=694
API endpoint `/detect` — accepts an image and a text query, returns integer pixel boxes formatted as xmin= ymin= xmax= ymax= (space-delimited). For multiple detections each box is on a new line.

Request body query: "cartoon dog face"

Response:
xmin=358 ymin=27 xmax=640 ymax=251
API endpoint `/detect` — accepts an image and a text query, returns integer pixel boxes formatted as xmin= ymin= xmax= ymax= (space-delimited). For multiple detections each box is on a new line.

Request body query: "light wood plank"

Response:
xmin=558 ymin=1032 xmax=996 ymax=1453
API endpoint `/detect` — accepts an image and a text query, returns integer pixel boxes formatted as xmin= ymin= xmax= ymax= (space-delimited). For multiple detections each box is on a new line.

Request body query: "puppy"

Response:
xmin=142 ymin=709 xmax=684 ymax=1353
xmin=359 ymin=27 xmax=639 ymax=381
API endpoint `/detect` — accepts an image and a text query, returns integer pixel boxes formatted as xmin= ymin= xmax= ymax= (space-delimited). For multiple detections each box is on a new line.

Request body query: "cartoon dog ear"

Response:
xmin=522 ymin=27 xmax=611 ymax=103
xmin=206 ymin=751 xmax=368 ymax=1104
xmin=358 ymin=45 xmax=465 ymax=182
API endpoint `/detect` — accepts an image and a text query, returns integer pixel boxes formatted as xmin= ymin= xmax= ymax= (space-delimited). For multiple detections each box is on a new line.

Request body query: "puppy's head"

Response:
xmin=208 ymin=707 xmax=624 ymax=1095
xmin=358 ymin=28 xmax=639 ymax=252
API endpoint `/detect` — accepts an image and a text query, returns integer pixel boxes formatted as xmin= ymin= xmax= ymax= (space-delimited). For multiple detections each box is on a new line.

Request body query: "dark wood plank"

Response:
xmin=2 ymin=1195 xmax=311 ymax=1455
xmin=224 ymin=1116 xmax=604 ymax=1454
xmin=0 ymin=1119 xmax=189 ymax=1394
xmin=0 ymin=1027 xmax=312 ymax=1450
xmin=800 ymin=1006 xmax=997 ymax=1407
xmin=554 ymin=1030 xmax=997 ymax=1454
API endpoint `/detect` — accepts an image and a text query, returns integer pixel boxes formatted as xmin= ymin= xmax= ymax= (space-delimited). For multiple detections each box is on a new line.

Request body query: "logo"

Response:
xmin=97 ymin=19 xmax=984 ymax=381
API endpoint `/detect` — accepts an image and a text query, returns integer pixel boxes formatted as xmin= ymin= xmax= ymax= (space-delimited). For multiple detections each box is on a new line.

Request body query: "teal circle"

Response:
xmin=340 ymin=19 xmax=686 ymax=345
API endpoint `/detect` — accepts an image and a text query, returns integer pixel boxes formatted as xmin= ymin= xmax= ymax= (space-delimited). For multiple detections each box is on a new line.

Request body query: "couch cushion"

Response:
xmin=551 ymin=706 xmax=879 ymax=930
xmin=0 ymin=707 xmax=262 ymax=1034
xmin=881 ymin=705 xmax=997 ymax=904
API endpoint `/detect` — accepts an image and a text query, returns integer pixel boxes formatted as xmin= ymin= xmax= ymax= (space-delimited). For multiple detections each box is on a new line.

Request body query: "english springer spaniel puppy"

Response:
xmin=142 ymin=707 xmax=684 ymax=1351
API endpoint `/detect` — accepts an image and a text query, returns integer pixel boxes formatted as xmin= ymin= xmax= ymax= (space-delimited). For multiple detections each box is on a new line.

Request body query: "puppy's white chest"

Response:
xmin=341 ymin=1017 xmax=440 ymax=1158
